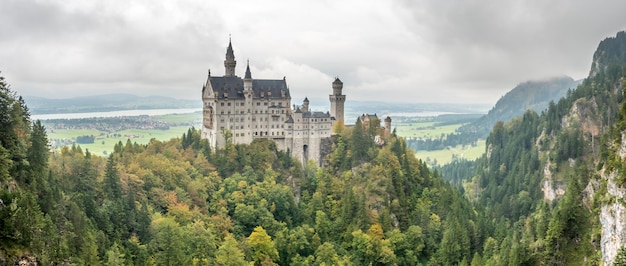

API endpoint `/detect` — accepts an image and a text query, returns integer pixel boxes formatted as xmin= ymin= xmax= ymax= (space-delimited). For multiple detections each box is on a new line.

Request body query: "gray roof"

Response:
xmin=209 ymin=76 xmax=290 ymax=99
xmin=303 ymin=111 xmax=331 ymax=118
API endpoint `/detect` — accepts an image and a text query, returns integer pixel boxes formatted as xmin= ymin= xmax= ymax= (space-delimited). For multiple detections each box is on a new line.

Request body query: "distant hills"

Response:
xmin=408 ymin=75 xmax=581 ymax=151
xmin=24 ymin=93 xmax=201 ymax=114
xmin=457 ymin=75 xmax=582 ymax=138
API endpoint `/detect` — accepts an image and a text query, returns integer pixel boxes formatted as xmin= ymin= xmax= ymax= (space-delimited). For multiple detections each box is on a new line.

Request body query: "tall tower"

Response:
xmin=329 ymin=77 xmax=346 ymax=124
xmin=224 ymin=38 xmax=236 ymax=77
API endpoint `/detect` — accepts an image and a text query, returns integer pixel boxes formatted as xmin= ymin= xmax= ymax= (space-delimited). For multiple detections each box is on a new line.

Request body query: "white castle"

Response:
xmin=201 ymin=39 xmax=346 ymax=164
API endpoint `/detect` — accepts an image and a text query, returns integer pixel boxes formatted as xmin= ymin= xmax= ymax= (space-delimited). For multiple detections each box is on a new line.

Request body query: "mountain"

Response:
xmin=408 ymin=76 xmax=580 ymax=151
xmin=440 ymin=30 xmax=626 ymax=265
xmin=458 ymin=75 xmax=581 ymax=138
xmin=23 ymin=93 xmax=200 ymax=114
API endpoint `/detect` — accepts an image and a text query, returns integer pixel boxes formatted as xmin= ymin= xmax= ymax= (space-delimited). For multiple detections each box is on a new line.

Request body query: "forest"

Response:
xmin=2 ymin=31 xmax=626 ymax=265
xmin=1 ymin=72 xmax=479 ymax=265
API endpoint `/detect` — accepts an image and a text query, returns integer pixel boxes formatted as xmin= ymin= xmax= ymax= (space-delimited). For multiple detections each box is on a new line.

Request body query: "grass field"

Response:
xmin=392 ymin=116 xmax=486 ymax=166
xmin=414 ymin=140 xmax=486 ymax=166
xmin=47 ymin=126 xmax=192 ymax=156
xmin=46 ymin=112 xmax=201 ymax=156
xmin=394 ymin=122 xmax=463 ymax=139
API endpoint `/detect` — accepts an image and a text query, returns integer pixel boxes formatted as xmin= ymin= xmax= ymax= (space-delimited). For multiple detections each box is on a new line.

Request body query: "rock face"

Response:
xmin=13 ymin=254 xmax=37 ymax=266
xmin=600 ymin=132 xmax=626 ymax=265
xmin=601 ymin=198 xmax=626 ymax=266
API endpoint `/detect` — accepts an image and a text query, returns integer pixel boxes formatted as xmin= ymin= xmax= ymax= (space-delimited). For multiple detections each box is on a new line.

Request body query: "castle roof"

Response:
xmin=244 ymin=60 xmax=252 ymax=79
xmin=226 ymin=39 xmax=235 ymax=59
xmin=303 ymin=111 xmax=331 ymax=118
xmin=208 ymin=76 xmax=290 ymax=99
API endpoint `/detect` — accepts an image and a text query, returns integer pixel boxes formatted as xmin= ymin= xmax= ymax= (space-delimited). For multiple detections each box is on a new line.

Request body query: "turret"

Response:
xmin=302 ymin=97 xmax=309 ymax=112
xmin=329 ymin=77 xmax=346 ymax=124
xmin=224 ymin=38 xmax=236 ymax=77
xmin=332 ymin=78 xmax=343 ymax=95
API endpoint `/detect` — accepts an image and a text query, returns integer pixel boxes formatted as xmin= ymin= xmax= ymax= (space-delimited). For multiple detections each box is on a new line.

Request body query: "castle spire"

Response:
xmin=244 ymin=59 xmax=252 ymax=79
xmin=224 ymin=37 xmax=236 ymax=77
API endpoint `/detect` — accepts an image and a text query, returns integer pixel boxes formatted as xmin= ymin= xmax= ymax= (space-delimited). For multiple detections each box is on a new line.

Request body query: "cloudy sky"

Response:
xmin=1 ymin=0 xmax=625 ymax=105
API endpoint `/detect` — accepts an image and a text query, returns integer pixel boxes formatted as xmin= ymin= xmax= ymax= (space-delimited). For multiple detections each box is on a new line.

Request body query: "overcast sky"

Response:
xmin=1 ymin=0 xmax=625 ymax=105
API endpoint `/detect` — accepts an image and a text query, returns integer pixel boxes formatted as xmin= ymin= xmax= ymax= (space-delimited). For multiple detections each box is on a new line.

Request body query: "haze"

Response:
xmin=1 ymin=0 xmax=625 ymax=104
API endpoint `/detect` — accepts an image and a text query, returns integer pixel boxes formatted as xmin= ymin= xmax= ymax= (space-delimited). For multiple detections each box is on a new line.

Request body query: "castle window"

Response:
xmin=221 ymin=103 xmax=224 ymax=106
xmin=240 ymin=111 xmax=244 ymax=114
xmin=228 ymin=102 xmax=231 ymax=106
xmin=257 ymin=102 xmax=260 ymax=106
xmin=221 ymin=111 xmax=224 ymax=114
xmin=264 ymin=102 xmax=268 ymax=106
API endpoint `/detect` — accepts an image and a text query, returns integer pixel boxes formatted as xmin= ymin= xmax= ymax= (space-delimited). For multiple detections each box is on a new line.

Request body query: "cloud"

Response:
xmin=1 ymin=0 xmax=626 ymax=104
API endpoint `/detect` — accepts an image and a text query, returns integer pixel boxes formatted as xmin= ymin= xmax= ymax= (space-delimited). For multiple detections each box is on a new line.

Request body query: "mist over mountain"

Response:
xmin=458 ymin=75 xmax=582 ymax=138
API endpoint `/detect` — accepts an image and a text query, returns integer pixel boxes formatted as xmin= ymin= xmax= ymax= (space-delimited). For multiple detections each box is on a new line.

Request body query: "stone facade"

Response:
xmin=201 ymin=40 xmax=345 ymax=165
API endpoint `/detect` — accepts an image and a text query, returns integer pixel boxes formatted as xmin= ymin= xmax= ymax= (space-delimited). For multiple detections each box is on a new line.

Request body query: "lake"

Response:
xmin=32 ymin=108 xmax=202 ymax=120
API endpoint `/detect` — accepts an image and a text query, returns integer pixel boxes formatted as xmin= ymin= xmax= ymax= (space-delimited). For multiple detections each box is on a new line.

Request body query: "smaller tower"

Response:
xmin=329 ymin=78 xmax=346 ymax=124
xmin=224 ymin=38 xmax=236 ymax=77
xmin=303 ymin=97 xmax=309 ymax=112
xmin=384 ymin=116 xmax=392 ymax=138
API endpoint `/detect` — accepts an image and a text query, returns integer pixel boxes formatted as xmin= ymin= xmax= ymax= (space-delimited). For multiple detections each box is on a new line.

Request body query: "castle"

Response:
xmin=201 ymin=40 xmax=346 ymax=164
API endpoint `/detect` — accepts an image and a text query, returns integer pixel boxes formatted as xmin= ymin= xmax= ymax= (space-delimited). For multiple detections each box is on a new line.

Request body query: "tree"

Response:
xmin=215 ymin=234 xmax=248 ymax=266
xmin=105 ymin=242 xmax=126 ymax=266
xmin=149 ymin=216 xmax=186 ymax=265
xmin=247 ymin=226 xmax=279 ymax=265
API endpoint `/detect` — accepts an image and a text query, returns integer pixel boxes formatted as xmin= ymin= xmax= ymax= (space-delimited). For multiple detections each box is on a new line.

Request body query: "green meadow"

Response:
xmin=392 ymin=116 xmax=486 ymax=166
xmin=45 ymin=113 xmax=201 ymax=156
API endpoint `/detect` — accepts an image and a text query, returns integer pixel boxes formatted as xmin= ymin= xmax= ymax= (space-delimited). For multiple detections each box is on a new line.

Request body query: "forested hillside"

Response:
xmin=441 ymin=31 xmax=626 ymax=265
xmin=2 ymin=72 xmax=479 ymax=265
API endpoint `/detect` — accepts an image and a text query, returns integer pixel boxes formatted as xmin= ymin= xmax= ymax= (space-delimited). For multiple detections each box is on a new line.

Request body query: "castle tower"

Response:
xmin=384 ymin=116 xmax=392 ymax=138
xmin=303 ymin=97 xmax=309 ymax=112
xmin=329 ymin=78 xmax=346 ymax=124
xmin=224 ymin=38 xmax=236 ymax=77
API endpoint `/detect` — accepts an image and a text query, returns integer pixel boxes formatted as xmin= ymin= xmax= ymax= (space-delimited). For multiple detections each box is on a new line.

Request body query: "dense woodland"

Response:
xmin=2 ymin=31 xmax=626 ymax=265
xmin=1 ymin=72 xmax=477 ymax=265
